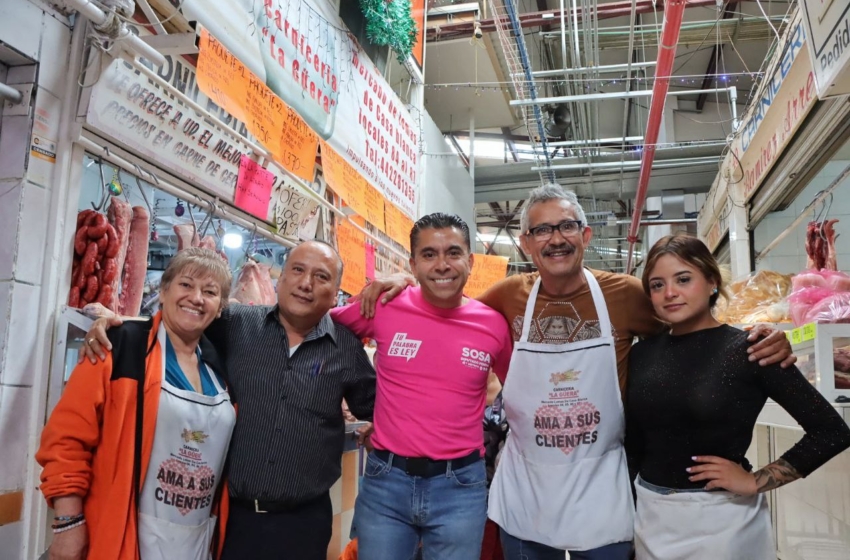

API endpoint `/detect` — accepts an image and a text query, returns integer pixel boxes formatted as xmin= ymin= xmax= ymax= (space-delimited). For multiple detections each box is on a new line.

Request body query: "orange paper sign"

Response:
xmin=197 ymin=29 xmax=317 ymax=183
xmin=320 ymin=142 xmax=368 ymax=213
xmin=464 ymin=254 xmax=509 ymax=299
xmin=384 ymin=203 xmax=414 ymax=251
xmin=337 ymin=220 xmax=367 ymax=296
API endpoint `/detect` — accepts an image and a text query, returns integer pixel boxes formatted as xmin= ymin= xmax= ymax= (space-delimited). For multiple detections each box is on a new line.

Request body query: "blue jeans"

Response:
xmin=354 ymin=452 xmax=488 ymax=560
xmin=499 ymin=528 xmax=632 ymax=560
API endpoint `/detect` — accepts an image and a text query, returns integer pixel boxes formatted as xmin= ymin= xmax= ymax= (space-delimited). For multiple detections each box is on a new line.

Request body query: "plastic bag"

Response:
xmin=792 ymin=269 xmax=850 ymax=292
xmin=802 ymin=292 xmax=850 ymax=324
xmin=787 ymin=269 xmax=850 ymax=325
xmin=717 ymin=270 xmax=793 ymax=324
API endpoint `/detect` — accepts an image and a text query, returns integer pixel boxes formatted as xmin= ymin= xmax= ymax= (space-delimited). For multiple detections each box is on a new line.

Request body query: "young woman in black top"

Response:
xmin=626 ymin=234 xmax=850 ymax=560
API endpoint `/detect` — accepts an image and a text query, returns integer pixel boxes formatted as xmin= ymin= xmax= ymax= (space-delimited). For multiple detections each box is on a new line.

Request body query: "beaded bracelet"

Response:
xmin=52 ymin=519 xmax=86 ymax=534
xmin=54 ymin=514 xmax=84 ymax=522
xmin=51 ymin=514 xmax=85 ymax=530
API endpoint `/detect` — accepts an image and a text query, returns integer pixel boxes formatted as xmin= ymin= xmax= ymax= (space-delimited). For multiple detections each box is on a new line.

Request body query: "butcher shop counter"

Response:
xmin=746 ymin=403 xmax=850 ymax=560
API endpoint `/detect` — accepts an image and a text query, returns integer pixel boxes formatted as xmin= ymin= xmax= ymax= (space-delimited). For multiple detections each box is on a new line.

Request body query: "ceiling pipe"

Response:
xmin=625 ymin=0 xmax=687 ymax=273
xmin=523 ymin=61 xmax=656 ymax=78
xmin=531 ymin=156 xmax=720 ymax=172
xmin=547 ymin=135 xmax=644 ymax=147
xmin=509 ymin=86 xmax=734 ymax=106
xmin=426 ymin=0 xmax=759 ymax=43
xmin=60 ymin=0 xmax=166 ymax=66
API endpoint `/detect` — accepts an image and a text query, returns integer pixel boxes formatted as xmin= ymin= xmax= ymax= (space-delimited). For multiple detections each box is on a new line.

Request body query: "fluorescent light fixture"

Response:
xmin=222 ymin=232 xmax=243 ymax=249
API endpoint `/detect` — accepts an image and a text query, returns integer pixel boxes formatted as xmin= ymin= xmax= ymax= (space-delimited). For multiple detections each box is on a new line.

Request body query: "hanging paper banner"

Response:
xmin=464 ymin=254 xmax=510 ymax=299
xmin=337 ymin=220 xmax=367 ymax=296
xmin=197 ymin=28 xmax=318 ymax=182
xmin=384 ymin=202 xmax=414 ymax=251
xmin=234 ymin=155 xmax=275 ymax=219
xmin=320 ymin=142 xmax=367 ymax=210
xmin=183 ymin=0 xmax=419 ymax=218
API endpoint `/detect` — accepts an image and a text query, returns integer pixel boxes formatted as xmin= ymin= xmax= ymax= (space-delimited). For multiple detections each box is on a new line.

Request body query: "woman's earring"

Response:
xmin=712 ymin=287 xmax=718 ymax=295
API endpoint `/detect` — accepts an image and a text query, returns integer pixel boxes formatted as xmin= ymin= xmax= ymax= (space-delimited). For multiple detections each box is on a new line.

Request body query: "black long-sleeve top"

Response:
xmin=626 ymin=324 xmax=850 ymax=489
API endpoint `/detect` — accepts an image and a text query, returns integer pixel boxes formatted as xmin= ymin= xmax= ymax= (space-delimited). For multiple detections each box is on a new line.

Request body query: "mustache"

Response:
xmin=542 ymin=243 xmax=577 ymax=257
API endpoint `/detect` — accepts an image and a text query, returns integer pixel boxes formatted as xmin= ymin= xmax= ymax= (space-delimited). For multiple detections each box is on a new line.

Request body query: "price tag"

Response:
xmin=802 ymin=323 xmax=816 ymax=342
xmin=790 ymin=328 xmax=803 ymax=345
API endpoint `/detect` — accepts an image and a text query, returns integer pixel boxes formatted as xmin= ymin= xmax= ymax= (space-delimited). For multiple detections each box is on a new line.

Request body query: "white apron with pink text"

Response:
xmin=489 ymin=270 xmax=634 ymax=550
xmin=137 ymin=326 xmax=235 ymax=560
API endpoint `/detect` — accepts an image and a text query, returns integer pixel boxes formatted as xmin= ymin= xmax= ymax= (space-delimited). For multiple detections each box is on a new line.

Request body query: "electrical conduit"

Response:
xmin=625 ymin=0 xmax=687 ymax=273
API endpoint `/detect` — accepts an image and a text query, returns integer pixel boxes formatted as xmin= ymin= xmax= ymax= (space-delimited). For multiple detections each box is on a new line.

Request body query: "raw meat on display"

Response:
xmin=69 ymin=209 xmax=123 ymax=310
xmin=107 ymin=198 xmax=133 ymax=309
xmin=805 ymin=219 xmax=840 ymax=271
xmin=232 ymin=260 xmax=276 ymax=305
xmin=118 ymin=206 xmax=150 ymax=316
xmin=174 ymin=223 xmax=200 ymax=251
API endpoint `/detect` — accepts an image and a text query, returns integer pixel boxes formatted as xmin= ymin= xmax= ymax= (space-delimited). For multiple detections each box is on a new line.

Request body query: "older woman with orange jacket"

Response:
xmin=37 ymin=248 xmax=235 ymax=560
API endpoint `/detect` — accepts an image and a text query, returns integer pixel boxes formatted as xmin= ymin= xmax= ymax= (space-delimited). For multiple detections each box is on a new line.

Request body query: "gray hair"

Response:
xmin=519 ymin=183 xmax=588 ymax=233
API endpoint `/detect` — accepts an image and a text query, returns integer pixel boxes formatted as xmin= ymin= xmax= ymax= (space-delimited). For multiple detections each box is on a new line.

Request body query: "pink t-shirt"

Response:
xmin=331 ymin=287 xmax=513 ymax=459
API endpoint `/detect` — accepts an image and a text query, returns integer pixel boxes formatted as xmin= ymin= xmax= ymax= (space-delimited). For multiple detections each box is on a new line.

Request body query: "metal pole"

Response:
xmin=547 ymin=135 xmax=644 ymax=147
xmin=531 ymin=155 xmax=720 ymax=171
xmin=60 ymin=0 xmax=166 ymax=66
xmin=509 ymin=86 xmax=735 ymax=105
xmin=0 ymin=82 xmax=22 ymax=104
xmin=523 ymin=62 xmax=657 ymax=78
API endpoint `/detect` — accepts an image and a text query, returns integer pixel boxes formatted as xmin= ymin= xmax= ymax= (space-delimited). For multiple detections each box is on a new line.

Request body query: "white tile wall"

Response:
xmin=0 ymin=283 xmax=42 ymax=387
xmin=0 ymin=386 xmax=33 ymax=490
xmin=0 ymin=180 xmax=23 ymax=280
xmin=0 ymin=521 xmax=23 ymax=558
xmin=16 ymin=183 xmax=48 ymax=285
xmin=754 ymin=159 xmax=850 ymax=274
xmin=0 ymin=281 xmax=10 ymax=374
xmin=0 ymin=0 xmax=41 ymax=60
xmin=37 ymin=14 xmax=71 ymax=98
xmin=0 ymin=116 xmax=30 ymax=182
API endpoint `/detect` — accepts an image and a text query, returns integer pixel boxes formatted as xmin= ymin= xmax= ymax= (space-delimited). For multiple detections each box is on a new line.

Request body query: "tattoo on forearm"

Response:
xmin=753 ymin=459 xmax=800 ymax=493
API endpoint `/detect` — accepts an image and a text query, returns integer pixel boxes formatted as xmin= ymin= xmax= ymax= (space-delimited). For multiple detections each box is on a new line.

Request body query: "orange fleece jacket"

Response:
xmin=36 ymin=313 xmax=230 ymax=559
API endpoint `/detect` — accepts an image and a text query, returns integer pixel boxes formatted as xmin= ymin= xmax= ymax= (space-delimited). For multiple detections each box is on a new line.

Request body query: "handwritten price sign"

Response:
xmin=464 ymin=254 xmax=509 ymax=299
xmin=197 ymin=29 xmax=317 ymax=182
xmin=234 ymin=155 xmax=274 ymax=219
xmin=337 ymin=220 xmax=367 ymax=296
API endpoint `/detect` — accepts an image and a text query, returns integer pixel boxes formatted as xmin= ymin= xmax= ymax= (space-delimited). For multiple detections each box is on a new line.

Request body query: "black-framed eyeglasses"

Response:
xmin=525 ymin=220 xmax=583 ymax=240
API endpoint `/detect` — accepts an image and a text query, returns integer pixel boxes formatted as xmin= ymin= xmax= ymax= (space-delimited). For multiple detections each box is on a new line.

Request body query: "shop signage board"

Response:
xmin=800 ymin=0 xmax=850 ymax=98
xmin=86 ymin=58 xmax=284 ymax=204
xmin=698 ymin=15 xmax=817 ymax=252
xmin=183 ymin=0 xmax=420 ymax=218
xmin=464 ymin=254 xmax=509 ymax=299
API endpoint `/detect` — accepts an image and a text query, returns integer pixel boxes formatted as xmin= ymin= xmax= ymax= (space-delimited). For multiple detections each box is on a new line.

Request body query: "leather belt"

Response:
xmin=232 ymin=497 xmax=312 ymax=514
xmin=373 ymin=449 xmax=480 ymax=478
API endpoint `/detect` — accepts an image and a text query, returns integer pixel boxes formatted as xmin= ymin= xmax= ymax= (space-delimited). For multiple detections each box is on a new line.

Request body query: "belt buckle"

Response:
xmin=405 ymin=457 xmax=430 ymax=477
xmin=254 ymin=499 xmax=268 ymax=514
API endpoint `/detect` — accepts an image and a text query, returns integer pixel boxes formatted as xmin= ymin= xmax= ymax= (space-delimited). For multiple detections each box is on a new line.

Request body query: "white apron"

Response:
xmin=138 ymin=326 xmax=236 ymax=560
xmin=634 ymin=478 xmax=775 ymax=559
xmin=489 ymin=270 xmax=634 ymax=550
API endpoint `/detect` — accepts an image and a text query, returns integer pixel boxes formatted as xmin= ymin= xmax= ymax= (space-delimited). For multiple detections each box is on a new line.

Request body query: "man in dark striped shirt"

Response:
xmin=82 ymin=240 xmax=376 ymax=560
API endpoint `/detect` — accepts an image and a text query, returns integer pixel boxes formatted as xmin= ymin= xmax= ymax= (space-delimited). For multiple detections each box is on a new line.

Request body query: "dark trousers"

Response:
xmin=221 ymin=493 xmax=332 ymax=560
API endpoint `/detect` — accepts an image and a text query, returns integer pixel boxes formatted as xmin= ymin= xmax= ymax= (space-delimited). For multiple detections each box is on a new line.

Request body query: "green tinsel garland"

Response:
xmin=359 ymin=0 xmax=418 ymax=63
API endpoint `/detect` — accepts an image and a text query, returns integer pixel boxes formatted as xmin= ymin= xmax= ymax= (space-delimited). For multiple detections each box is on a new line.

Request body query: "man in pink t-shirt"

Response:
xmin=331 ymin=213 xmax=513 ymax=560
